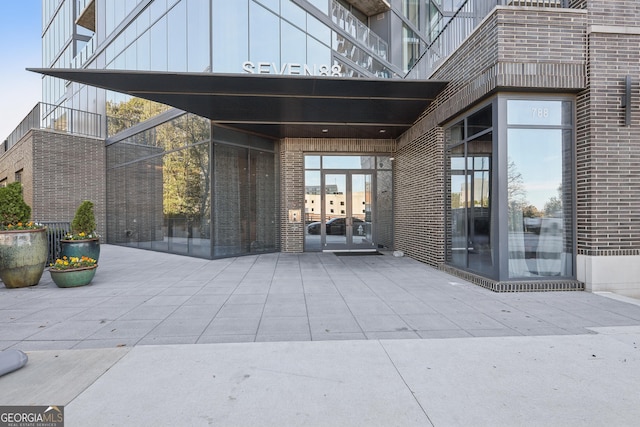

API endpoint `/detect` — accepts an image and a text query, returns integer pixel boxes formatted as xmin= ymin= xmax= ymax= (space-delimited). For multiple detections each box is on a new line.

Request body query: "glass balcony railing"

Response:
xmin=407 ymin=0 xmax=569 ymax=79
xmin=330 ymin=0 xmax=388 ymax=61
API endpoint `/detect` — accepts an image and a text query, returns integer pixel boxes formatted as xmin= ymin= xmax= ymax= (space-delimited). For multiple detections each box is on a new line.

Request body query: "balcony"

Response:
xmin=407 ymin=0 xmax=570 ymax=79
xmin=2 ymin=103 xmax=102 ymax=154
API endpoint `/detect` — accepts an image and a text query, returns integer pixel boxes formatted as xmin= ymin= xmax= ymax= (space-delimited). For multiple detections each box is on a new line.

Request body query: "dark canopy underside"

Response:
xmin=29 ymin=68 xmax=447 ymax=139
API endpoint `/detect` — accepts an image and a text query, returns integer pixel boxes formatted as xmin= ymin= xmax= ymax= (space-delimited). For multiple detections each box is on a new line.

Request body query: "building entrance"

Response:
xmin=320 ymin=171 xmax=374 ymax=251
xmin=304 ymin=155 xmax=393 ymax=252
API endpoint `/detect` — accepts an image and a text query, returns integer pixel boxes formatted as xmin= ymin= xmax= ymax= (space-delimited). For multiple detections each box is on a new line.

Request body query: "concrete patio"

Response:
xmin=2 ymin=245 xmax=640 ymax=426
xmin=2 ymin=245 xmax=640 ymax=351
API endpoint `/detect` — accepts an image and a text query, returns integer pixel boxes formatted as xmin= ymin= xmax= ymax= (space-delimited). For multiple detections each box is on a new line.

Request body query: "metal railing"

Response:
xmin=2 ymin=103 xmax=102 ymax=153
xmin=406 ymin=0 xmax=569 ymax=79
xmin=330 ymin=0 xmax=388 ymax=61
xmin=41 ymin=222 xmax=71 ymax=265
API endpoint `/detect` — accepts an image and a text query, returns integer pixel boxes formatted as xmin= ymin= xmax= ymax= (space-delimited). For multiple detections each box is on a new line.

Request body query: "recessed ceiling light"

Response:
xmin=322 ymin=129 xmax=329 ymax=133
xmin=379 ymin=129 xmax=386 ymax=133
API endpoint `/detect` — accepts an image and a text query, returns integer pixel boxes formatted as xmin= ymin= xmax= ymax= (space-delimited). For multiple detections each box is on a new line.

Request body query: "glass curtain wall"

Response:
xmin=445 ymin=97 xmax=575 ymax=281
xmin=211 ymin=127 xmax=277 ymax=257
xmin=106 ymin=117 xmax=278 ymax=259
xmin=106 ymin=113 xmax=211 ymax=257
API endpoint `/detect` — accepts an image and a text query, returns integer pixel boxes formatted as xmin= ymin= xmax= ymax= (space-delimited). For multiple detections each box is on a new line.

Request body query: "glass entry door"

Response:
xmin=322 ymin=172 xmax=374 ymax=251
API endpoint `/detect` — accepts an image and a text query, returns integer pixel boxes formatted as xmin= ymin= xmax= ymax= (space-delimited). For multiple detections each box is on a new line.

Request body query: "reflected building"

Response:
xmin=2 ymin=0 xmax=639 ymax=296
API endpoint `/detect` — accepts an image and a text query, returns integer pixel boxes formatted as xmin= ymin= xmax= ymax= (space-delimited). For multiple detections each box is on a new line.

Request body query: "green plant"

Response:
xmin=50 ymin=255 xmax=97 ymax=270
xmin=67 ymin=200 xmax=98 ymax=239
xmin=0 ymin=182 xmax=34 ymax=229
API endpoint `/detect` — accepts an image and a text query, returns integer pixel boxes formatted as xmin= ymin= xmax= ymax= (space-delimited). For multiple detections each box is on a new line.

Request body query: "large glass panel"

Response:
xmin=507 ymin=100 xmax=565 ymax=126
xmin=187 ymin=0 xmax=210 ymax=72
xmin=322 ymin=155 xmax=374 ymax=169
xmin=250 ymin=3 xmax=280 ymax=65
xmin=281 ymin=0 xmax=306 ymax=28
xmin=324 ymin=174 xmax=347 ymax=246
xmin=403 ymin=0 xmax=420 ymax=29
xmin=167 ymin=0 xmax=187 ymax=72
xmin=448 ymin=144 xmax=468 ymax=268
xmin=351 ymin=174 xmax=373 ymax=246
xmin=213 ymin=0 xmax=248 ymax=73
xmin=507 ymin=127 xmax=571 ymax=278
xmin=106 ymin=114 xmax=211 ymax=258
xmin=402 ymin=24 xmax=420 ymax=72
xmin=282 ymin=21 xmax=307 ymax=66
xmin=250 ymin=150 xmax=277 ymax=253
xmin=467 ymin=135 xmax=492 ymax=275
xmin=305 ymin=170 xmax=322 ymax=251
xmin=213 ymin=144 xmax=249 ymax=257
xmin=150 ymin=17 xmax=168 ymax=71
xmin=376 ymin=170 xmax=393 ymax=249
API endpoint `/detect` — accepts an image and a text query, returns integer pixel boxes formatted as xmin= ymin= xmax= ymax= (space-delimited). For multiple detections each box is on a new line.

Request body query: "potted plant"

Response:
xmin=0 ymin=182 xmax=48 ymax=288
xmin=60 ymin=200 xmax=100 ymax=261
xmin=49 ymin=255 xmax=98 ymax=288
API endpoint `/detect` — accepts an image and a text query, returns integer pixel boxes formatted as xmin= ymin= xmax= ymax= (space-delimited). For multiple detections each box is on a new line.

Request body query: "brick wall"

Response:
xmin=0 ymin=129 xmax=106 ymax=234
xmin=576 ymin=10 xmax=640 ymax=255
xmin=279 ymin=138 xmax=395 ymax=252
xmin=31 ymin=129 xmax=106 ymax=235
xmin=396 ymin=7 xmax=587 ymax=268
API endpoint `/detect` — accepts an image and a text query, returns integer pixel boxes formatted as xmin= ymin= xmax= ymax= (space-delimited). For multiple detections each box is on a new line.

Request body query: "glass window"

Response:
xmin=402 ymin=24 xmax=420 ymax=73
xmin=255 ymin=0 xmax=279 ymax=13
xmin=403 ymin=0 xmax=420 ymax=29
xmin=250 ymin=3 xmax=280 ymax=65
xmin=307 ymin=0 xmax=328 ymax=14
xmin=307 ymin=14 xmax=331 ymax=45
xmin=322 ymin=156 xmax=375 ymax=169
xmin=167 ymin=0 xmax=187 ymax=71
xmin=305 ymin=155 xmax=321 ymax=169
xmin=187 ymin=0 xmax=210 ymax=72
xmin=281 ymin=0 xmax=306 ymax=29
xmin=507 ymin=100 xmax=570 ymax=126
xmin=213 ymin=0 xmax=248 ymax=73
xmin=307 ymin=36 xmax=331 ymax=70
xmin=136 ymin=31 xmax=151 ymax=70
xmin=507 ymin=128 xmax=572 ymax=278
xmin=281 ymin=21 xmax=307 ymax=66
xmin=150 ymin=17 xmax=168 ymax=71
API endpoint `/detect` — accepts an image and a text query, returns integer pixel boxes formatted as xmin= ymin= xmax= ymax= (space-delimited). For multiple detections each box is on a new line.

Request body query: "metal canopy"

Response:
xmin=29 ymin=68 xmax=447 ymax=139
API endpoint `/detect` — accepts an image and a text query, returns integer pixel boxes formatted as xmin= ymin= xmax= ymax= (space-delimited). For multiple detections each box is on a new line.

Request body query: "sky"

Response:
xmin=0 ymin=0 xmax=42 ymax=140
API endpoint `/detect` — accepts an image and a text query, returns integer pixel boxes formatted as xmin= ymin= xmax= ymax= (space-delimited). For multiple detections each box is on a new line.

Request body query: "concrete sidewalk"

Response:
xmin=2 ymin=245 xmax=640 ymax=425
xmin=1 ymin=326 xmax=639 ymax=426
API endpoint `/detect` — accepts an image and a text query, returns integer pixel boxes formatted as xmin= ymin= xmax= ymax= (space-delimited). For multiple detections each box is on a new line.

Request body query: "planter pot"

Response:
xmin=0 ymin=228 xmax=48 ymax=288
xmin=50 ymin=265 xmax=97 ymax=288
xmin=60 ymin=238 xmax=100 ymax=261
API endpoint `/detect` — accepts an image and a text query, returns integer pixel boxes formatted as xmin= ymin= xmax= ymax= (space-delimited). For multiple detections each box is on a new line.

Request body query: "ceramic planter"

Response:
xmin=60 ymin=238 xmax=100 ymax=261
xmin=0 ymin=228 xmax=48 ymax=288
xmin=50 ymin=265 xmax=97 ymax=288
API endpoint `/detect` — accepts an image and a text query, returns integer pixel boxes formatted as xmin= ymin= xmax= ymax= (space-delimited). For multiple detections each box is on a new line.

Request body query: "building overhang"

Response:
xmin=344 ymin=0 xmax=391 ymax=16
xmin=28 ymin=68 xmax=447 ymax=139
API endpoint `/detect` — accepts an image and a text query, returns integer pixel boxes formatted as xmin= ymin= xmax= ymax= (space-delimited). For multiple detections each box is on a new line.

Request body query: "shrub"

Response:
xmin=70 ymin=200 xmax=97 ymax=236
xmin=0 ymin=183 xmax=31 ymax=228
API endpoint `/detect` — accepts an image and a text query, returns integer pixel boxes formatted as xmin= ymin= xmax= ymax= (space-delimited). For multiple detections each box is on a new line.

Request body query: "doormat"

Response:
xmin=333 ymin=251 xmax=383 ymax=256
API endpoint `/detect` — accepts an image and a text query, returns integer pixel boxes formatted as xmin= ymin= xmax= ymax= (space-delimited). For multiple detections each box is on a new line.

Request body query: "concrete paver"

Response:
xmin=2 ymin=245 xmax=640 ymax=425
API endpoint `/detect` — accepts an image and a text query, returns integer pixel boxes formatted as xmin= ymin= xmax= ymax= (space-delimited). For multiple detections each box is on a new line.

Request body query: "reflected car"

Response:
xmin=306 ymin=218 xmax=368 ymax=235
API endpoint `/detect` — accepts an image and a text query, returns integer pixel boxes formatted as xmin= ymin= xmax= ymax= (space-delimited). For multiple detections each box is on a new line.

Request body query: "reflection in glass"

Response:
xmin=213 ymin=0 xmax=248 ymax=73
xmin=250 ymin=2 xmax=280 ymax=65
xmin=322 ymin=155 xmax=374 ymax=169
xmin=324 ymin=174 xmax=347 ymax=246
xmin=507 ymin=128 xmax=572 ymax=278
xmin=106 ymin=114 xmax=211 ymax=258
xmin=305 ymin=170 xmax=322 ymax=251
xmin=352 ymin=174 xmax=372 ymax=245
